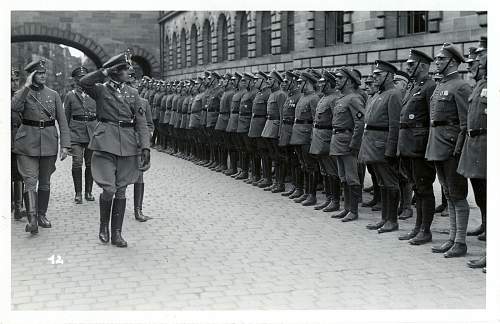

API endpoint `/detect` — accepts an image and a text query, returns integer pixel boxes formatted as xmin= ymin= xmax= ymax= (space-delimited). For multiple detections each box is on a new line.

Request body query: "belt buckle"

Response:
xmin=39 ymin=120 xmax=45 ymax=129
xmin=118 ymin=120 xmax=124 ymax=127
xmin=467 ymin=129 xmax=473 ymax=136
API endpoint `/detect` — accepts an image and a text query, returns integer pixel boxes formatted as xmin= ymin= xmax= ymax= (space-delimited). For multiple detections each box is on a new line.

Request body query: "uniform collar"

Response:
xmin=441 ymin=70 xmax=459 ymax=83
xmin=29 ymin=84 xmax=44 ymax=91
xmin=107 ymin=79 xmax=125 ymax=92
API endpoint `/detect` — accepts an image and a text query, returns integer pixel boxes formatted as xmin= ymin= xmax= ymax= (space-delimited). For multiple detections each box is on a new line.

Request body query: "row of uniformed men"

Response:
xmin=139 ymin=39 xmax=487 ymax=270
xmin=11 ymin=52 xmax=152 ymax=248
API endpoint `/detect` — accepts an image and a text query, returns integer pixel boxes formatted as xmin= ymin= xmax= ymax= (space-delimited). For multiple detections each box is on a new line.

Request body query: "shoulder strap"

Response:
xmin=30 ymin=93 xmax=54 ymax=120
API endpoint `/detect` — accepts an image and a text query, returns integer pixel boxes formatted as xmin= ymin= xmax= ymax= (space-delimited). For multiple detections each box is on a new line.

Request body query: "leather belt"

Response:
xmin=467 ymin=128 xmax=486 ymax=137
xmin=399 ymin=122 xmax=429 ymax=129
xmin=283 ymin=119 xmax=294 ymax=125
xmin=313 ymin=124 xmax=333 ymax=130
xmin=266 ymin=115 xmax=280 ymax=120
xmin=252 ymin=114 xmax=267 ymax=118
xmin=365 ymin=125 xmax=389 ymax=131
xmin=22 ymin=119 xmax=55 ymax=128
xmin=430 ymin=120 xmax=459 ymax=127
xmin=294 ymin=119 xmax=313 ymax=125
xmin=72 ymin=115 xmax=96 ymax=122
xmin=333 ymin=128 xmax=352 ymax=134
xmin=99 ymin=118 xmax=135 ymax=128
xmin=239 ymin=112 xmax=252 ymax=117
xmin=219 ymin=112 xmax=230 ymax=115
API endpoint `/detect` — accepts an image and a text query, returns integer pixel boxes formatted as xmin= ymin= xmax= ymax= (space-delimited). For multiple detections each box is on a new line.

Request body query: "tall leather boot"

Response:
xmin=399 ymin=182 xmax=413 ymax=220
xmin=235 ymin=153 xmax=249 ymax=180
xmin=289 ymin=168 xmax=304 ymax=199
xmin=315 ymin=176 xmax=332 ymax=210
xmin=219 ymin=147 xmax=228 ymax=172
xmin=272 ymin=163 xmax=286 ymax=193
xmin=99 ymin=194 xmax=112 ymax=243
xmin=342 ymin=185 xmax=361 ymax=222
xmin=409 ymin=195 xmax=434 ymax=245
xmin=323 ymin=176 xmax=341 ymax=212
xmin=258 ymin=157 xmax=273 ymax=188
xmin=294 ymin=172 xmax=309 ymax=203
xmin=13 ymin=181 xmax=25 ymax=220
xmin=225 ymin=151 xmax=238 ymax=175
xmin=378 ymin=188 xmax=400 ymax=233
xmin=302 ymin=172 xmax=317 ymax=206
xmin=111 ymin=198 xmax=127 ymax=247
xmin=134 ymin=183 xmax=151 ymax=222
xmin=37 ymin=190 xmax=52 ymax=228
xmin=362 ymin=180 xmax=380 ymax=207
xmin=24 ymin=191 xmax=38 ymax=234
xmin=282 ymin=164 xmax=297 ymax=196
xmin=367 ymin=187 xmax=387 ymax=230
xmin=332 ymin=182 xmax=350 ymax=218
xmin=252 ymin=155 xmax=262 ymax=185
xmin=84 ymin=167 xmax=95 ymax=201
xmin=72 ymin=168 xmax=83 ymax=204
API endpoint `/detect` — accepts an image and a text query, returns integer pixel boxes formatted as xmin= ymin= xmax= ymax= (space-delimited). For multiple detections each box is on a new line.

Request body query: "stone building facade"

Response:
xmin=158 ymin=11 xmax=487 ymax=80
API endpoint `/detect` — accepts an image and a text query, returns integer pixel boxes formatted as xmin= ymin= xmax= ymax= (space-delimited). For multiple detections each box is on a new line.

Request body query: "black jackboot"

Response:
xmin=294 ymin=172 xmax=309 ymax=203
xmin=99 ymin=194 xmax=112 ymax=243
xmin=84 ymin=167 xmax=95 ymax=201
xmin=282 ymin=166 xmax=297 ymax=196
xmin=302 ymin=172 xmax=317 ymax=206
xmin=13 ymin=181 xmax=25 ymax=220
xmin=72 ymin=168 xmax=83 ymax=204
xmin=24 ymin=191 xmax=38 ymax=234
xmin=315 ymin=176 xmax=332 ymax=210
xmin=111 ymin=198 xmax=128 ymax=247
xmin=323 ymin=176 xmax=341 ymax=212
xmin=342 ymin=185 xmax=361 ymax=222
xmin=37 ymin=190 xmax=52 ymax=228
xmin=378 ymin=189 xmax=400 ymax=233
xmin=134 ymin=183 xmax=151 ymax=222
xmin=332 ymin=182 xmax=350 ymax=218
xmin=367 ymin=187 xmax=387 ymax=230
xmin=272 ymin=164 xmax=286 ymax=193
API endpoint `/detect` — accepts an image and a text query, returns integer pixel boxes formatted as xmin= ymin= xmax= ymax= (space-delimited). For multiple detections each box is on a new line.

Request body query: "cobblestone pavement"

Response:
xmin=11 ymin=149 xmax=485 ymax=310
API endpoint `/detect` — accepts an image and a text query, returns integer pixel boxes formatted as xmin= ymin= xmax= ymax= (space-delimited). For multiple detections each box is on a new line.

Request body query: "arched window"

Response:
xmin=180 ymin=29 xmax=187 ymax=68
xmin=202 ymin=19 xmax=212 ymax=65
xmin=164 ymin=35 xmax=170 ymax=71
xmin=281 ymin=11 xmax=294 ymax=54
xmin=259 ymin=11 xmax=272 ymax=56
xmin=239 ymin=12 xmax=248 ymax=58
xmin=171 ymin=32 xmax=178 ymax=69
xmin=190 ymin=24 xmax=198 ymax=66
xmin=217 ymin=14 xmax=228 ymax=62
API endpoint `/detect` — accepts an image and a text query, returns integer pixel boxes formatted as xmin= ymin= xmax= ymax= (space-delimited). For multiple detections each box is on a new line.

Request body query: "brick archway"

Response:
xmin=11 ymin=23 xmax=110 ymax=67
xmin=127 ymin=45 xmax=160 ymax=77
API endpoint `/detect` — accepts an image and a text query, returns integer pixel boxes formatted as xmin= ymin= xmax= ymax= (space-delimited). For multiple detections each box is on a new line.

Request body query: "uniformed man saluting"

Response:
xmin=64 ymin=66 xmax=98 ymax=204
xmin=12 ymin=59 xmax=71 ymax=234
xmin=79 ymin=52 xmax=151 ymax=248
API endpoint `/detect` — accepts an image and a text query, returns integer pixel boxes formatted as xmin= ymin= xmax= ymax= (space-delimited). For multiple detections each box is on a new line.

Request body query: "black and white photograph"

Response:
xmin=2 ymin=2 xmax=499 ymax=324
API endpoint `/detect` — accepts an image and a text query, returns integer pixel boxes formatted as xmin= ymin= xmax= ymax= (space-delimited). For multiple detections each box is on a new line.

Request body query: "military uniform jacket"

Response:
xmin=189 ymin=92 xmax=204 ymax=129
xmin=309 ymin=90 xmax=338 ymax=155
xmin=151 ymin=92 xmax=162 ymax=121
xmin=457 ymin=78 xmax=487 ymax=179
xmin=206 ymin=87 xmax=224 ymax=128
xmin=79 ymin=70 xmax=150 ymax=157
xmin=11 ymin=91 xmax=23 ymax=150
xmin=330 ymin=91 xmax=365 ymax=156
xmin=289 ymin=90 xmax=319 ymax=145
xmin=215 ymin=89 xmax=235 ymax=131
xmin=278 ymin=90 xmax=301 ymax=146
xmin=180 ymin=95 xmax=191 ymax=129
xmin=262 ymin=89 xmax=287 ymax=139
xmin=358 ymin=86 xmax=402 ymax=163
xmin=248 ymin=87 xmax=272 ymax=138
xmin=139 ymin=97 xmax=154 ymax=133
xmin=12 ymin=85 xmax=71 ymax=156
xmin=174 ymin=95 xmax=186 ymax=128
xmin=425 ymin=72 xmax=472 ymax=161
xmin=397 ymin=77 xmax=436 ymax=158
xmin=236 ymin=89 xmax=257 ymax=133
xmin=146 ymin=90 xmax=156 ymax=107
xmin=226 ymin=89 xmax=245 ymax=133
xmin=200 ymin=89 xmax=211 ymax=127
xmin=169 ymin=94 xmax=180 ymax=127
xmin=162 ymin=94 xmax=174 ymax=124
xmin=63 ymin=89 xmax=98 ymax=144
xmin=158 ymin=94 xmax=168 ymax=123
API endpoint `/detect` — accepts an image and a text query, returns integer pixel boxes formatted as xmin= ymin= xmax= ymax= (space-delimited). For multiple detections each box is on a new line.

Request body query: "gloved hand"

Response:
xmin=60 ymin=147 xmax=69 ymax=161
xmin=384 ymin=155 xmax=398 ymax=164
xmin=139 ymin=148 xmax=151 ymax=171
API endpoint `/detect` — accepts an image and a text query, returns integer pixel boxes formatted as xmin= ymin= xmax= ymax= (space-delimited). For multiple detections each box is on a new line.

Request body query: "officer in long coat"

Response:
xmin=64 ymin=66 xmax=98 ymax=204
xmin=248 ymin=71 xmax=272 ymax=187
xmin=278 ymin=71 xmax=303 ymax=198
xmin=426 ymin=43 xmax=472 ymax=258
xmin=225 ymin=72 xmax=244 ymax=176
xmin=189 ymin=77 xmax=206 ymax=163
xmin=205 ymin=72 xmax=224 ymax=170
xmin=261 ymin=70 xmax=287 ymax=192
xmin=329 ymin=67 xmax=365 ymax=222
xmin=12 ymin=59 xmax=71 ymax=234
xmin=215 ymin=73 xmax=235 ymax=173
xmin=79 ymin=53 xmax=151 ymax=248
xmin=289 ymin=71 xmax=320 ymax=206
xmin=397 ymin=49 xmax=437 ymax=245
xmin=308 ymin=70 xmax=341 ymax=212
xmin=11 ymin=68 xmax=26 ymax=220
xmin=459 ymin=38 xmax=487 ymax=269
xmin=359 ymin=60 xmax=402 ymax=233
